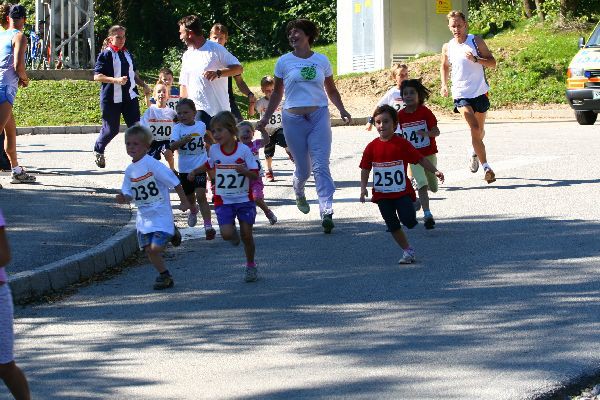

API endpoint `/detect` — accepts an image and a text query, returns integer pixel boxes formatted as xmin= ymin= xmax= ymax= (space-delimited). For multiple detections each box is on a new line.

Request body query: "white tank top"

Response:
xmin=447 ymin=34 xmax=489 ymax=99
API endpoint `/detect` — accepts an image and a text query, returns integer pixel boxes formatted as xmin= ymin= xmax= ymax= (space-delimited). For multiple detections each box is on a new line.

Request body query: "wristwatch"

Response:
xmin=216 ymin=69 xmax=222 ymax=78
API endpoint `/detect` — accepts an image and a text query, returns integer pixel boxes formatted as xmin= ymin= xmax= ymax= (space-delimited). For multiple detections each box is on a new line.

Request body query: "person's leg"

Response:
xmin=263 ymin=138 xmax=276 ymax=180
xmin=122 ymin=98 xmax=141 ymax=128
xmin=195 ymin=172 xmax=215 ymax=239
xmin=282 ymin=112 xmax=311 ymax=211
xmin=255 ymin=197 xmax=269 ymax=214
xmin=215 ymin=205 xmax=239 ymax=245
xmin=146 ymin=244 xmax=167 ymax=274
xmin=163 ymin=149 xmax=175 ymax=170
xmin=0 ymin=361 xmax=30 ymax=400
xmin=458 ymin=105 xmax=487 ymax=165
xmin=94 ymin=102 xmax=122 ymax=155
xmin=306 ymin=107 xmax=335 ymax=216
xmin=146 ymin=238 xmax=174 ymax=290
xmin=3 ymin=113 xmax=17 ymax=168
xmin=239 ymin=221 xmax=255 ymax=264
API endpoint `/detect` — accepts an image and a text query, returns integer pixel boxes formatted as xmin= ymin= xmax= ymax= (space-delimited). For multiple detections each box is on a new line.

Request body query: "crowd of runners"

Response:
xmin=0 ymin=8 xmax=496 ymax=399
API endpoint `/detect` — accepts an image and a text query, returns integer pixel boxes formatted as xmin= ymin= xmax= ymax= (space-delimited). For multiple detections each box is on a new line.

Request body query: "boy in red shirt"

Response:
xmin=360 ymin=105 xmax=444 ymax=264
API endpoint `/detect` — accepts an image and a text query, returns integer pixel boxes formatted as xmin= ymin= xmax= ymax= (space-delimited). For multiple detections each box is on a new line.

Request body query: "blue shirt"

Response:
xmin=94 ymin=48 xmax=139 ymax=105
xmin=0 ymin=29 xmax=18 ymax=88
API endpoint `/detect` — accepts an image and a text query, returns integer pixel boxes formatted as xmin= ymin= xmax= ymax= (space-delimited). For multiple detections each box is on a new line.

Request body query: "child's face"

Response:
xmin=154 ymin=84 xmax=168 ymax=104
xmin=126 ymin=134 xmax=150 ymax=161
xmin=176 ymin=104 xmax=195 ymax=125
xmin=402 ymin=87 xmax=419 ymax=107
xmin=374 ymin=112 xmax=396 ymax=140
xmin=159 ymin=72 xmax=173 ymax=86
xmin=238 ymin=125 xmax=254 ymax=144
xmin=211 ymin=123 xmax=235 ymax=145
xmin=261 ymin=84 xmax=274 ymax=98
xmin=210 ymin=31 xmax=228 ymax=46
xmin=394 ymin=68 xmax=408 ymax=86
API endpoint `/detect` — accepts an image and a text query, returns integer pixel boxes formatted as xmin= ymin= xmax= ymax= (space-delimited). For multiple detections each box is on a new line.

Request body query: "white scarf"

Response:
xmin=110 ymin=48 xmax=137 ymax=103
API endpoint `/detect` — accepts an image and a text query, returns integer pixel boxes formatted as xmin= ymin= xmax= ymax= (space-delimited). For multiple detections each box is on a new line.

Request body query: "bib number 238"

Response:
xmin=372 ymin=161 xmax=406 ymax=193
xmin=130 ymin=173 xmax=163 ymax=206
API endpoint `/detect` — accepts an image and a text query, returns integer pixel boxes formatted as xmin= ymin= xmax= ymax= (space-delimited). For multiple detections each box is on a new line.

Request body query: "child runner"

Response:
xmin=146 ymin=67 xmax=180 ymax=110
xmin=188 ymin=111 xmax=260 ymax=282
xmin=249 ymin=75 xmax=292 ymax=182
xmin=0 ymin=208 xmax=31 ymax=400
xmin=397 ymin=79 xmax=441 ymax=230
xmin=140 ymin=81 xmax=177 ymax=171
xmin=169 ymin=98 xmax=215 ymax=238
xmin=360 ymin=105 xmax=444 ymax=264
xmin=366 ymin=63 xmax=409 ymax=132
xmin=237 ymin=120 xmax=277 ymax=225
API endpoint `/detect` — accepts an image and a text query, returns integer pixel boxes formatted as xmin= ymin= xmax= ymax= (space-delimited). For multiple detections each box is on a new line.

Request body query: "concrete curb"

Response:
xmin=16 ymin=124 xmax=127 ymax=136
xmin=9 ymin=213 xmax=138 ymax=304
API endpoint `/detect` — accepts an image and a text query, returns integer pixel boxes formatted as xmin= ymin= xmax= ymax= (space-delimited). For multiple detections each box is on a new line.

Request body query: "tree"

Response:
xmin=534 ymin=0 xmax=545 ymax=21
xmin=522 ymin=0 xmax=533 ymax=18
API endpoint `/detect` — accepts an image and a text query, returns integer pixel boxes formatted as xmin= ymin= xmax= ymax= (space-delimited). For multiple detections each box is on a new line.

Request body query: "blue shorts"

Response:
xmin=215 ymin=201 xmax=256 ymax=226
xmin=0 ymin=85 xmax=17 ymax=105
xmin=137 ymin=231 xmax=172 ymax=250
xmin=377 ymin=196 xmax=418 ymax=232
xmin=453 ymin=93 xmax=490 ymax=114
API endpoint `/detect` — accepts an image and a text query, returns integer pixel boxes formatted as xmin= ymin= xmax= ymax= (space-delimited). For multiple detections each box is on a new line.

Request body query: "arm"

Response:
xmin=418 ymin=157 xmax=444 ymax=183
xmin=180 ymin=85 xmax=188 ymax=98
xmin=233 ymin=74 xmax=257 ymax=115
xmin=0 ymin=226 xmax=11 ymax=267
xmin=95 ymin=73 xmax=128 ymax=85
xmin=258 ymin=127 xmax=270 ymax=146
xmin=169 ymin=135 xmax=193 ymax=151
xmin=13 ymin=32 xmax=28 ymax=87
xmin=365 ymin=107 xmax=377 ymax=131
xmin=468 ymin=36 xmax=496 ymax=69
xmin=115 ymin=192 xmax=132 ymax=204
xmin=234 ymin=164 xmax=258 ymax=180
xmin=440 ymin=43 xmax=450 ymax=97
xmin=360 ymin=168 xmax=371 ymax=203
xmin=324 ymin=76 xmax=352 ymax=124
xmin=419 ymin=126 xmax=440 ymax=137
xmin=188 ymin=163 xmax=208 ymax=180
xmin=134 ymin=71 xmax=151 ymax=96
xmin=203 ymin=64 xmax=243 ymax=81
xmin=256 ymin=77 xmax=284 ymax=131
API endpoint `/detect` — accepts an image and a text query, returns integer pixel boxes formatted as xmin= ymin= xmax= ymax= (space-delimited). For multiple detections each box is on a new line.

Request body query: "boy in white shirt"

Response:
xmin=116 ymin=126 xmax=191 ymax=290
xmin=140 ymin=81 xmax=177 ymax=170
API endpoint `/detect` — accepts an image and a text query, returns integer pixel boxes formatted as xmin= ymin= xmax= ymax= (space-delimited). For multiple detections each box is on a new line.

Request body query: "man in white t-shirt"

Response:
xmin=177 ymin=15 xmax=242 ymax=128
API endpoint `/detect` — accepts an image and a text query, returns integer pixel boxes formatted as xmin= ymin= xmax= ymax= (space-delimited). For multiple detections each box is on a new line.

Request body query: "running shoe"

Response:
xmin=265 ymin=170 xmax=275 ymax=182
xmin=244 ymin=267 xmax=258 ymax=282
xmin=468 ymin=153 xmax=479 ymax=173
xmin=171 ymin=227 xmax=182 ymax=247
xmin=413 ymin=198 xmax=422 ymax=212
xmin=95 ymin=152 xmax=106 ymax=168
xmin=322 ymin=213 xmax=334 ymax=234
xmin=187 ymin=211 xmax=198 ymax=227
xmin=10 ymin=169 xmax=36 ymax=184
xmin=205 ymin=226 xmax=217 ymax=240
xmin=484 ymin=168 xmax=496 ymax=184
xmin=424 ymin=214 xmax=436 ymax=230
xmin=398 ymin=250 xmax=416 ymax=264
xmin=265 ymin=210 xmax=278 ymax=225
xmin=153 ymin=274 xmax=174 ymax=290
xmin=296 ymin=196 xmax=310 ymax=214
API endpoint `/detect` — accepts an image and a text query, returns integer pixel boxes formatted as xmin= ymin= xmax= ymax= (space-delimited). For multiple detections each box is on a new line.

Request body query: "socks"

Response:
xmin=203 ymin=218 xmax=212 ymax=228
xmin=423 ymin=210 xmax=432 ymax=218
xmin=12 ymin=166 xmax=23 ymax=174
xmin=404 ymin=247 xmax=415 ymax=255
xmin=482 ymin=162 xmax=491 ymax=171
xmin=246 ymin=262 xmax=256 ymax=269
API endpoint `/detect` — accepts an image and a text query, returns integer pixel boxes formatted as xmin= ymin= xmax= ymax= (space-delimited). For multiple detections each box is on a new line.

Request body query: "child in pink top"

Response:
xmin=238 ymin=121 xmax=277 ymax=225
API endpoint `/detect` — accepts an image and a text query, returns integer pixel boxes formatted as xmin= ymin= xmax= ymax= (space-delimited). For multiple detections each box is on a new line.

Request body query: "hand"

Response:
xmin=360 ymin=188 xmax=368 ymax=203
xmin=465 ymin=50 xmax=477 ymax=63
xmin=184 ymin=135 xmax=194 ymax=143
xmin=115 ymin=193 xmax=130 ymax=204
xmin=248 ymin=93 xmax=256 ymax=104
xmin=435 ymin=171 xmax=445 ymax=184
xmin=18 ymin=77 xmax=29 ymax=87
xmin=187 ymin=171 xmax=196 ymax=182
xmin=235 ymin=164 xmax=249 ymax=174
xmin=365 ymin=122 xmax=373 ymax=131
xmin=115 ymin=76 xmax=128 ymax=85
xmin=179 ymin=199 xmax=191 ymax=212
xmin=340 ymin=109 xmax=352 ymax=125
xmin=440 ymin=85 xmax=449 ymax=97
xmin=256 ymin=118 xmax=268 ymax=132
xmin=203 ymin=70 xmax=219 ymax=81
xmin=417 ymin=130 xmax=428 ymax=137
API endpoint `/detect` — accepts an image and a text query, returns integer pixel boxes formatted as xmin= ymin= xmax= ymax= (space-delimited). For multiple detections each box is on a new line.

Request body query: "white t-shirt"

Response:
xmin=121 ymin=155 xmax=180 ymax=235
xmin=255 ymin=96 xmax=283 ymax=134
xmin=140 ymin=105 xmax=177 ymax=142
xmin=274 ymin=52 xmax=332 ymax=109
xmin=447 ymin=34 xmax=489 ymax=99
xmin=377 ymin=86 xmax=404 ymax=111
xmin=170 ymin=121 xmax=208 ymax=173
xmin=207 ymin=143 xmax=259 ymax=206
xmin=179 ymin=40 xmax=240 ymax=116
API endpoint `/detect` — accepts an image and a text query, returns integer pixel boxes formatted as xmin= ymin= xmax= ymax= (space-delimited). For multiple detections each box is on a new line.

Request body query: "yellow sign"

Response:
xmin=436 ymin=0 xmax=452 ymax=14
xmin=365 ymin=0 xmax=372 ymax=7
xmin=354 ymin=2 xmax=361 ymax=13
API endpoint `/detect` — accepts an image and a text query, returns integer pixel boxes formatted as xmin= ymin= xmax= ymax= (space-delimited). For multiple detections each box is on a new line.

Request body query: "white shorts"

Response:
xmin=0 ymin=284 xmax=14 ymax=364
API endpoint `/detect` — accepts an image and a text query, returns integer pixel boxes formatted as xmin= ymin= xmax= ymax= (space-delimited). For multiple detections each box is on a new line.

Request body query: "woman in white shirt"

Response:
xmin=257 ymin=19 xmax=351 ymax=234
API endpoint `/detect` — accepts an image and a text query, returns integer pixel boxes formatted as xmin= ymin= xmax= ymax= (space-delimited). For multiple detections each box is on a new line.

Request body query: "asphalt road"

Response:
xmin=10 ymin=120 xmax=600 ymax=399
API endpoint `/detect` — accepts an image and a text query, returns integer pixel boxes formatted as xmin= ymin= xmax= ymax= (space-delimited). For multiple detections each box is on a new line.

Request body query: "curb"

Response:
xmin=8 ymin=213 xmax=138 ymax=304
xmin=16 ymin=124 xmax=128 ymax=136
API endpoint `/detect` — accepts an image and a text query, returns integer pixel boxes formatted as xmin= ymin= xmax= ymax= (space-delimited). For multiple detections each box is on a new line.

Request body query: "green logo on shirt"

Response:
xmin=300 ymin=65 xmax=316 ymax=80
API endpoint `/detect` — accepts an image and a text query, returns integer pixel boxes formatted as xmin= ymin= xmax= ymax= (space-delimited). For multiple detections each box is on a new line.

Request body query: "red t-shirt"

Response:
xmin=359 ymin=135 xmax=423 ymax=202
xmin=397 ymin=105 xmax=438 ymax=157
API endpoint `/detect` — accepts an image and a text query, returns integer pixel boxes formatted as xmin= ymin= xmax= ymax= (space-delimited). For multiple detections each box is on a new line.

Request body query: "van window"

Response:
xmin=587 ymin=26 xmax=600 ymax=47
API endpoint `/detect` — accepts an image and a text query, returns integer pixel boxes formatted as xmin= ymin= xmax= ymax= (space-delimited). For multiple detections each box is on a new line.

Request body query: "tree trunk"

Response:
xmin=534 ymin=0 xmax=545 ymax=21
xmin=522 ymin=0 xmax=533 ymax=18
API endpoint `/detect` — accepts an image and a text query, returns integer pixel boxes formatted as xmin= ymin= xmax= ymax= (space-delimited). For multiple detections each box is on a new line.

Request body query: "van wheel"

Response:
xmin=575 ymin=110 xmax=598 ymax=125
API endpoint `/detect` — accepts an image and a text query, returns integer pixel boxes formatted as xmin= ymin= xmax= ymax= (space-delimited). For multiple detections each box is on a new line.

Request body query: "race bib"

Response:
xmin=166 ymin=95 xmax=180 ymax=111
xmin=148 ymin=119 xmax=173 ymax=141
xmin=372 ymin=161 xmax=406 ymax=193
xmin=130 ymin=172 xmax=163 ymax=206
xmin=266 ymin=108 xmax=282 ymax=130
xmin=178 ymin=133 xmax=205 ymax=156
xmin=215 ymin=164 xmax=249 ymax=197
xmin=399 ymin=121 xmax=431 ymax=149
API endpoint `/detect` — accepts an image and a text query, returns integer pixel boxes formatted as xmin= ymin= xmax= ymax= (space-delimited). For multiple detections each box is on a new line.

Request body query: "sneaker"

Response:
xmin=10 ymin=169 xmax=36 ymax=184
xmin=424 ymin=214 xmax=435 ymax=230
xmin=484 ymin=168 xmax=496 ymax=184
xmin=322 ymin=213 xmax=334 ymax=234
xmin=398 ymin=250 xmax=416 ymax=264
xmin=265 ymin=170 xmax=275 ymax=182
xmin=187 ymin=211 xmax=198 ymax=227
xmin=244 ymin=267 xmax=258 ymax=282
xmin=95 ymin=152 xmax=106 ymax=168
xmin=265 ymin=210 xmax=278 ymax=225
xmin=413 ymin=198 xmax=422 ymax=212
xmin=153 ymin=274 xmax=174 ymax=290
xmin=171 ymin=226 xmax=182 ymax=247
xmin=469 ymin=153 xmax=479 ymax=173
xmin=296 ymin=196 xmax=310 ymax=214
xmin=205 ymin=226 xmax=216 ymax=240
xmin=230 ymin=229 xmax=241 ymax=246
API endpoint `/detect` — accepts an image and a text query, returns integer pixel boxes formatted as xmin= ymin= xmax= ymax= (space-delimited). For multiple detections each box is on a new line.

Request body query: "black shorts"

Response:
xmin=178 ymin=171 xmax=207 ymax=195
xmin=195 ymin=110 xmax=213 ymax=128
xmin=147 ymin=140 xmax=171 ymax=160
xmin=377 ymin=196 xmax=418 ymax=232
xmin=453 ymin=93 xmax=490 ymax=114
xmin=264 ymin=128 xmax=288 ymax=158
